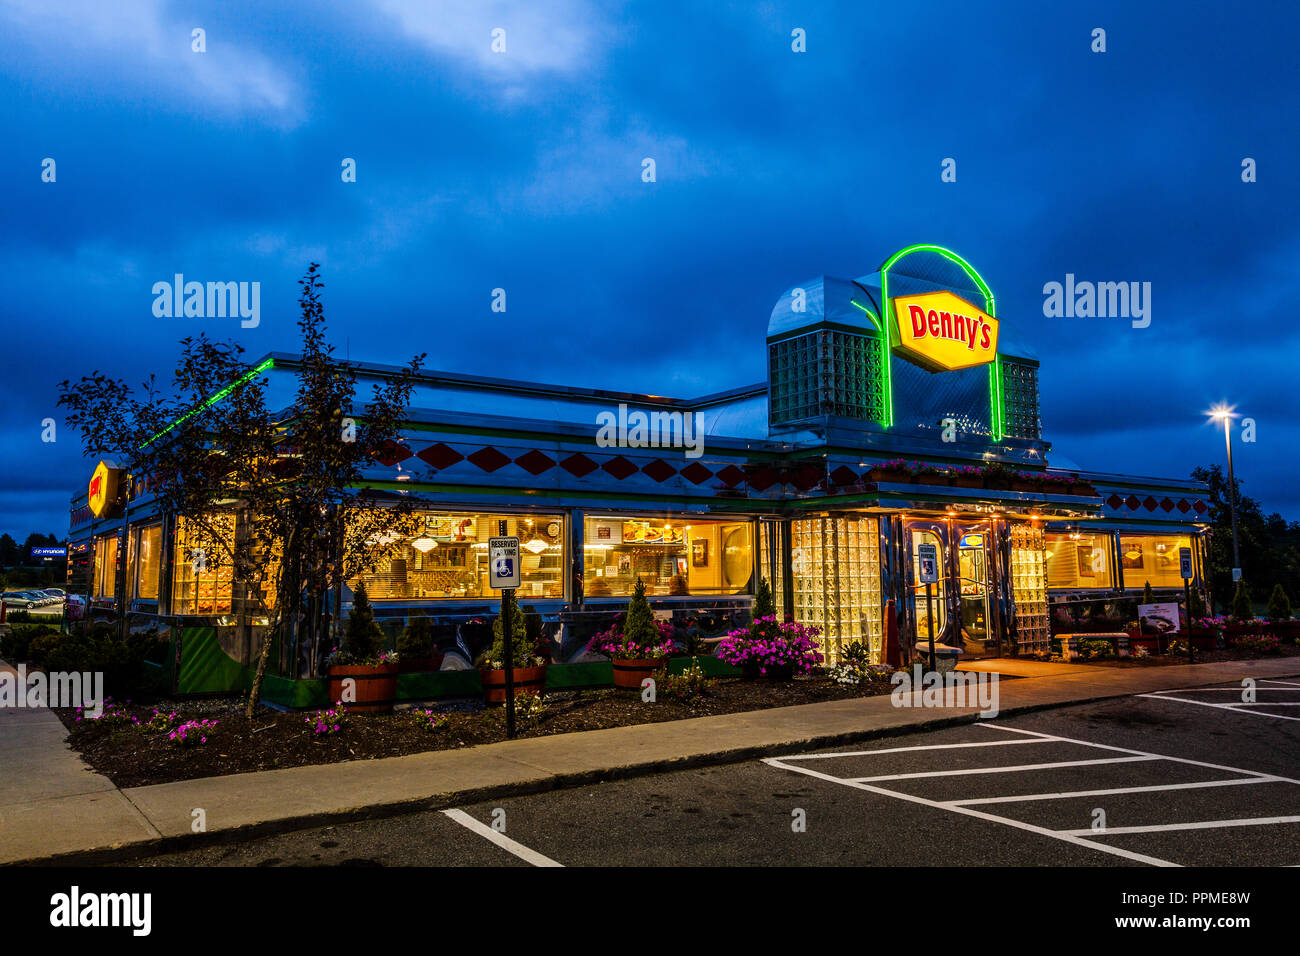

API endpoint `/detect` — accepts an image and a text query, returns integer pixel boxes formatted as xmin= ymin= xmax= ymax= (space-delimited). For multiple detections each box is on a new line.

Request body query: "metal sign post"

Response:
xmin=489 ymin=524 xmax=522 ymax=739
xmin=1180 ymin=547 xmax=1195 ymax=665
xmin=917 ymin=543 xmax=940 ymax=674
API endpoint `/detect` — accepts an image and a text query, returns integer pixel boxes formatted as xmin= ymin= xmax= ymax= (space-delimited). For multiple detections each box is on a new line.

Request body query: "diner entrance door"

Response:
xmin=904 ymin=518 xmax=1004 ymax=659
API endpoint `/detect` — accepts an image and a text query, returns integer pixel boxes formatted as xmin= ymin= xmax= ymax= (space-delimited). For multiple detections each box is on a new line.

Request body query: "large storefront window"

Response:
xmin=792 ymin=516 xmax=882 ymax=665
xmin=1119 ymin=534 xmax=1193 ymax=590
xmin=92 ymin=533 xmax=119 ymax=600
xmin=352 ymin=511 xmax=564 ymax=601
xmin=172 ymin=516 xmax=235 ymax=615
xmin=1045 ymin=531 xmax=1113 ymax=590
xmin=583 ymin=516 xmax=753 ymax=597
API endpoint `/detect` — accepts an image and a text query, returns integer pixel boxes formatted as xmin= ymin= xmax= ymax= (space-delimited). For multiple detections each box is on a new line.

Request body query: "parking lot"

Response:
xmin=133 ymin=679 xmax=1300 ymax=868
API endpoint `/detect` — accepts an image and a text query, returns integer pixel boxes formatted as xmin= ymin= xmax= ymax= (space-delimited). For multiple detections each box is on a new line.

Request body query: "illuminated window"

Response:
xmin=130 ymin=524 xmax=162 ymax=600
xmin=171 ymin=515 xmax=235 ymax=615
xmin=1045 ymin=531 xmax=1113 ymax=590
xmin=92 ymin=533 xmax=119 ymax=599
xmin=349 ymin=511 xmax=564 ymax=601
xmin=1119 ymin=534 xmax=1194 ymax=590
xmin=583 ymin=516 xmax=753 ymax=598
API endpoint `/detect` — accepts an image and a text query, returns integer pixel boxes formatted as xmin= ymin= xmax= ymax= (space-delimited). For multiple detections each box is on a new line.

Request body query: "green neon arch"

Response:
xmin=877 ymin=243 xmax=1004 ymax=440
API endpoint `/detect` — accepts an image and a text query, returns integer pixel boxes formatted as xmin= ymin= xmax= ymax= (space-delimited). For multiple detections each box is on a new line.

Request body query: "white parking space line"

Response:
xmin=441 ymin=808 xmax=563 ymax=867
xmin=947 ymin=776 xmax=1279 ymax=806
xmin=1260 ymin=679 xmax=1300 ymax=687
xmin=780 ymin=738 xmax=1059 ymax=761
xmin=764 ymin=754 xmax=1181 ymax=867
xmin=849 ymin=755 xmax=1156 ymax=783
xmin=1059 ymin=816 xmax=1300 ymax=837
xmin=1136 ymin=693 xmax=1300 ymax=723
xmin=767 ymin=719 xmax=1300 ymax=867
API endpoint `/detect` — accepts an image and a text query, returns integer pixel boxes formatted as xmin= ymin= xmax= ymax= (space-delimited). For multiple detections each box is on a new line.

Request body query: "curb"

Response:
xmin=13 ymin=667 xmax=1300 ymax=866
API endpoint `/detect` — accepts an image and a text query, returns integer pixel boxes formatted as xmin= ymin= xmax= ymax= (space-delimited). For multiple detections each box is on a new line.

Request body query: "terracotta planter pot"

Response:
xmin=611 ymin=657 xmax=665 ymax=689
xmin=480 ymin=665 xmax=547 ymax=704
xmin=1265 ymin=622 xmax=1300 ymax=643
xmin=741 ymin=662 xmax=796 ymax=680
xmin=397 ymin=654 xmax=444 ymax=674
xmin=326 ymin=663 xmax=399 ymax=714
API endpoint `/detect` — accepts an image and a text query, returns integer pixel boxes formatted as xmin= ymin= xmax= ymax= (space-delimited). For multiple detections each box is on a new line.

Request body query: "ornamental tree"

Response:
xmin=58 ymin=263 xmax=425 ymax=717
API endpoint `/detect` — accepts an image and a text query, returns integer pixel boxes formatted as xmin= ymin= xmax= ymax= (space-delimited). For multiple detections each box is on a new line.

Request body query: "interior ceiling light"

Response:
xmin=522 ymin=538 xmax=547 ymax=555
xmin=411 ymin=536 xmax=437 ymax=553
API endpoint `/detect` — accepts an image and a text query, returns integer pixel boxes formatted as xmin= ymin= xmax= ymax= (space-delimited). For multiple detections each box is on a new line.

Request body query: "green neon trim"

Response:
xmin=140 ymin=357 xmax=275 ymax=449
xmin=848 ymin=298 xmax=881 ymax=331
xmin=879 ymin=243 xmax=1002 ymax=439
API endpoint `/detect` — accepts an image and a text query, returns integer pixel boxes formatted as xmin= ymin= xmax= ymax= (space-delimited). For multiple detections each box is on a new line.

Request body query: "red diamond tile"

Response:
xmin=559 ymin=453 xmax=598 ymax=478
xmin=792 ymin=464 xmax=823 ymax=490
xmin=1193 ymin=499 xmax=1207 ymax=514
xmin=514 ymin=450 xmax=556 ymax=476
xmin=747 ymin=466 xmax=779 ymax=492
xmin=467 ymin=447 xmax=511 ymax=472
xmin=829 ymin=465 xmax=859 ymax=486
xmin=714 ymin=465 xmax=745 ymax=488
xmin=602 ymin=456 xmax=638 ymax=480
xmin=1160 ymin=497 xmax=1174 ymax=512
xmin=1107 ymin=494 xmax=1123 ymax=509
xmin=679 ymin=462 xmax=713 ymax=485
xmin=1143 ymin=496 xmax=1158 ymax=511
xmin=372 ymin=440 xmax=413 ymax=466
xmin=416 ymin=442 xmax=464 ymax=470
xmin=1125 ymin=495 xmax=1141 ymax=510
xmin=641 ymin=459 xmax=677 ymax=483
xmin=1176 ymin=499 xmax=1191 ymax=513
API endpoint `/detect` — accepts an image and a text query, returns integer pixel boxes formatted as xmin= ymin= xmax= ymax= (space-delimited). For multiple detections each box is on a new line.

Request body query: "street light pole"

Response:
xmin=1220 ymin=413 xmax=1241 ymax=575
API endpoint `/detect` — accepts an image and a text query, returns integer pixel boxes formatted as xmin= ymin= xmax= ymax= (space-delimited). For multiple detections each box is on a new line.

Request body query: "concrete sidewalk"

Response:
xmin=3 ymin=657 xmax=1298 ymax=864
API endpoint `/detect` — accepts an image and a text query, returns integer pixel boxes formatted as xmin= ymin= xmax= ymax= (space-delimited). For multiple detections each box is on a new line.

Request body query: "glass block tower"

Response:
xmin=768 ymin=276 xmax=885 ymax=430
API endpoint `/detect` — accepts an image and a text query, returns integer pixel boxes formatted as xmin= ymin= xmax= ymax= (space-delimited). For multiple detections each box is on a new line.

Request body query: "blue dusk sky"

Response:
xmin=1 ymin=0 xmax=1297 ymax=540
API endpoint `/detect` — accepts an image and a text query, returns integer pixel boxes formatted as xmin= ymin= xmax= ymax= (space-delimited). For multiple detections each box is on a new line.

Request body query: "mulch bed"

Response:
xmin=54 ymin=676 xmax=894 ymax=789
xmin=1066 ymin=644 xmax=1300 ymax=667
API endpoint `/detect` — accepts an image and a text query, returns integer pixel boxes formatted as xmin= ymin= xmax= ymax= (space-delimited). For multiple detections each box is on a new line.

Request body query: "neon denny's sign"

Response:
xmin=891 ymin=291 xmax=999 ymax=372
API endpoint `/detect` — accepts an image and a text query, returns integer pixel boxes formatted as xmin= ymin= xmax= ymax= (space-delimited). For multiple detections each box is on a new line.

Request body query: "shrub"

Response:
xmin=753 ymin=577 xmax=776 ymax=621
xmin=398 ymin=616 xmax=436 ymax=659
xmin=136 ymin=708 xmax=181 ymax=734
xmin=661 ymin=657 xmax=716 ymax=702
xmin=0 ymin=622 xmax=59 ymax=662
xmin=341 ymin=582 xmax=385 ymax=663
xmin=31 ymin=626 xmax=168 ymax=698
xmin=1231 ymin=580 xmax=1253 ymax=622
xmin=1077 ymin=638 xmax=1116 ymax=661
xmin=477 ymin=590 xmax=539 ymax=669
xmin=1267 ymin=584 xmax=1292 ymax=622
xmin=622 ymin=577 xmax=659 ymax=647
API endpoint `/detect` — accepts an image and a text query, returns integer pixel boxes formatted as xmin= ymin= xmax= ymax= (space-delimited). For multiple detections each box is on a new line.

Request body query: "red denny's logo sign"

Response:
xmin=891 ymin=291 xmax=999 ymax=372
xmin=88 ymin=460 xmax=122 ymax=518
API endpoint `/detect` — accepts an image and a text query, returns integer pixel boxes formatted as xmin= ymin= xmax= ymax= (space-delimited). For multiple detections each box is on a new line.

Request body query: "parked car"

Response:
xmin=23 ymin=591 xmax=58 ymax=606
xmin=2 ymin=591 xmax=42 ymax=609
xmin=42 ymin=588 xmax=67 ymax=598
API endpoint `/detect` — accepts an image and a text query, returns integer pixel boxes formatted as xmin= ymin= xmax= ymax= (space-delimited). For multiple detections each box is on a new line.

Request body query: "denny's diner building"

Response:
xmin=67 ymin=244 xmax=1211 ymax=704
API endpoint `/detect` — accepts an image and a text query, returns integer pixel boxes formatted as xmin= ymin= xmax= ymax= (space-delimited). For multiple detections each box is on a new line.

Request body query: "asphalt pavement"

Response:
xmin=128 ymin=677 xmax=1300 ymax=867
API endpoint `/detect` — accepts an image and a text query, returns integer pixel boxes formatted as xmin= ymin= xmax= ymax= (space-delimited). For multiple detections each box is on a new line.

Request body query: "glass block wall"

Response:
xmin=790 ymin=516 xmax=884 ymax=664
xmin=1009 ymin=524 xmax=1049 ymax=653
xmin=1001 ymin=361 xmax=1042 ymax=440
xmin=769 ymin=330 xmax=885 ymax=427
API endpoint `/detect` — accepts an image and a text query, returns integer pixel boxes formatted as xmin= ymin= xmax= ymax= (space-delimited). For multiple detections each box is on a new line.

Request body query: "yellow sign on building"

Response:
xmin=88 ymin=460 xmax=121 ymax=518
xmin=891 ymin=291 xmax=999 ymax=372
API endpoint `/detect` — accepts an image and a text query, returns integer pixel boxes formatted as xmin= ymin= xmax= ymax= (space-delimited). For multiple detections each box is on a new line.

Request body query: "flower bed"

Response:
xmin=714 ymin=617 xmax=824 ymax=678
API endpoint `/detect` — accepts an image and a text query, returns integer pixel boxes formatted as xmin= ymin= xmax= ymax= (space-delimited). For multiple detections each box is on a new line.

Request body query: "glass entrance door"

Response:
xmin=956 ymin=526 xmax=996 ymax=658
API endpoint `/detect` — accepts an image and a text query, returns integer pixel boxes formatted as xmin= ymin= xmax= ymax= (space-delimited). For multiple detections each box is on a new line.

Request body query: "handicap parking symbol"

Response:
xmin=494 ymin=556 xmax=514 ymax=578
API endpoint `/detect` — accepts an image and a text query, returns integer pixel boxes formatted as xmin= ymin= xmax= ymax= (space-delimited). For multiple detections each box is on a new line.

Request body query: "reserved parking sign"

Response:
xmin=489 ymin=536 xmax=521 ymax=589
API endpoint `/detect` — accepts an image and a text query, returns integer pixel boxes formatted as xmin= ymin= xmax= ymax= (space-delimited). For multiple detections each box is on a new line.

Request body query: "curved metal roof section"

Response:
xmin=767 ymin=275 xmax=880 ymax=339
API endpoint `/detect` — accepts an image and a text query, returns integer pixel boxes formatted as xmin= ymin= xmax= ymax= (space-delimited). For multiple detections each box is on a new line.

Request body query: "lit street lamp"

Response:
xmin=1207 ymin=404 xmax=1241 ymax=580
